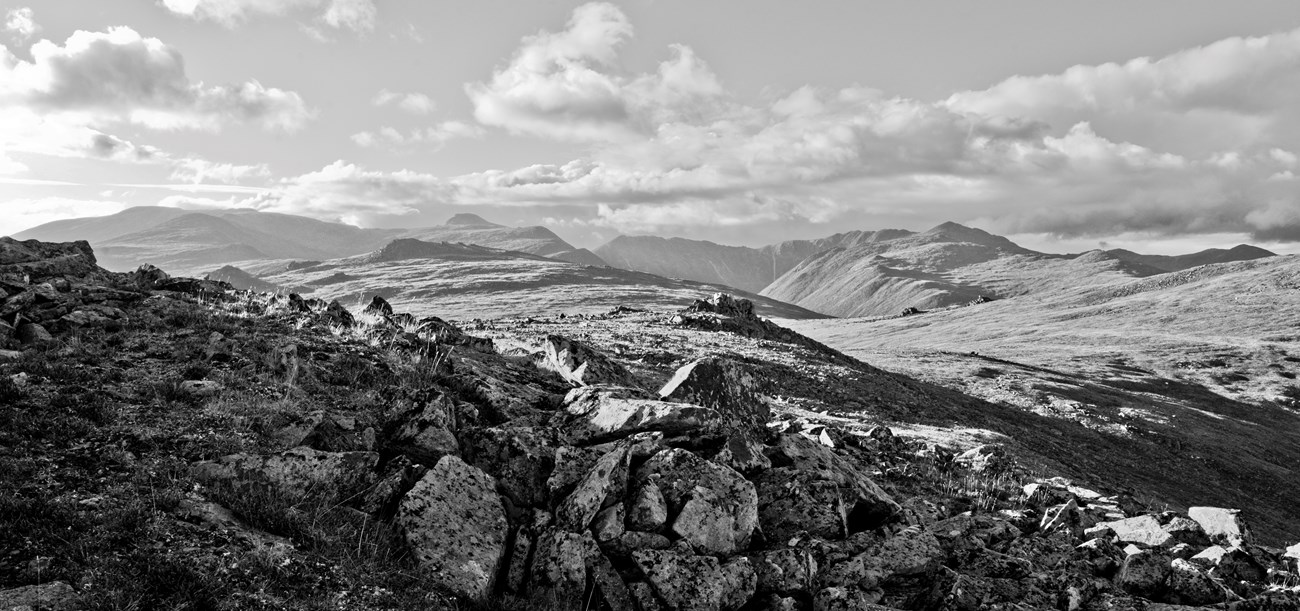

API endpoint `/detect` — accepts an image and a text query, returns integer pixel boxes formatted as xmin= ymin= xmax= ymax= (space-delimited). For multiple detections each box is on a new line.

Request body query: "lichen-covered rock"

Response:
xmin=539 ymin=334 xmax=638 ymax=387
xmin=754 ymin=548 xmax=817 ymax=596
xmin=529 ymin=529 xmax=595 ymax=603
xmin=192 ymin=447 xmax=377 ymax=503
xmin=637 ymin=448 xmax=757 ymax=557
xmin=764 ymin=435 xmax=900 ymax=532
xmin=1117 ymin=549 xmax=1171 ymax=599
xmin=712 ymin=434 xmax=772 ymax=475
xmin=812 ymin=586 xmax=887 ymax=611
xmin=389 ymin=393 xmax=461 ymax=465
xmin=633 ymin=548 xmax=725 ymax=611
xmin=556 ymin=444 xmax=629 ymax=532
xmin=757 ymin=468 xmax=850 ymax=541
xmin=628 ymin=478 xmax=670 ymax=532
xmin=719 ymin=556 xmax=757 ymax=611
xmin=659 ymin=357 xmax=769 ymax=433
xmin=397 ymin=455 xmax=508 ymax=600
xmin=601 ymin=530 xmax=673 ymax=558
xmin=1188 ymin=507 xmax=1249 ymax=547
xmin=0 ymin=581 xmax=76 ymax=610
xmin=462 ymin=426 xmax=558 ymax=508
xmin=1166 ymin=558 xmax=1227 ymax=606
xmin=592 ymin=503 xmax=625 ymax=542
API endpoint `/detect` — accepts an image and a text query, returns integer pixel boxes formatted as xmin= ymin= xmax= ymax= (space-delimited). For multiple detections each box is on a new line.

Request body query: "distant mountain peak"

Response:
xmin=445 ymin=213 xmax=502 ymax=228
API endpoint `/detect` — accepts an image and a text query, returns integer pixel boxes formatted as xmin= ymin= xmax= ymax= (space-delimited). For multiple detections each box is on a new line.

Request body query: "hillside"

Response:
xmin=394 ymin=213 xmax=575 ymax=257
xmin=763 ymin=224 xmax=1276 ymax=318
xmin=1106 ymin=244 xmax=1277 ymax=273
xmin=246 ymin=238 xmax=828 ymax=320
xmin=783 ymin=255 xmax=1300 ymax=541
xmin=2 ymin=237 xmax=1298 ymax=610
xmin=592 ymin=229 xmax=911 ymax=292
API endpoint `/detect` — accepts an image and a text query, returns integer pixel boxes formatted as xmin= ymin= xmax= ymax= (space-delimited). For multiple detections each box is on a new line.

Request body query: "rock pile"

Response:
xmin=183 ymin=295 xmax=1300 ymax=610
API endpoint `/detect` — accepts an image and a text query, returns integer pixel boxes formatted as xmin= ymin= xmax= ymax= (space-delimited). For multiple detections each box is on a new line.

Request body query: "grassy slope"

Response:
xmin=782 ymin=255 xmax=1300 ymax=543
xmin=250 ymin=250 xmax=831 ymax=321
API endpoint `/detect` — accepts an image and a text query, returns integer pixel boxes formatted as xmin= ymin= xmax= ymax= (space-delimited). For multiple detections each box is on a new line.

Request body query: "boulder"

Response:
xmin=711 ymin=434 xmax=772 ymax=475
xmin=1166 ymin=558 xmax=1227 ymax=606
xmin=556 ymin=444 xmax=630 ymax=532
xmin=1188 ymin=507 xmax=1249 ymax=547
xmin=633 ymin=548 xmax=725 ymax=611
xmin=529 ymin=528 xmax=595 ymax=603
xmin=592 ymin=504 xmax=625 ymax=542
xmin=753 ymin=548 xmax=817 ymax=596
xmin=1102 ymin=514 xmax=1173 ymax=548
xmin=363 ymin=295 xmax=393 ymax=317
xmin=0 ymin=581 xmax=76 ymax=610
xmin=560 ymin=386 xmax=722 ymax=445
xmin=16 ymin=322 xmax=52 ymax=345
xmin=757 ymin=469 xmax=850 ymax=541
xmin=192 ymin=447 xmax=377 ymax=503
xmin=462 ymin=426 xmax=558 ymax=508
xmin=811 ymin=586 xmax=888 ymax=611
xmin=628 ymin=478 xmax=670 ymax=532
xmin=719 ymin=557 xmax=757 ymax=611
xmin=1117 ymin=549 xmax=1171 ymax=599
xmin=179 ymin=380 xmax=222 ymax=398
xmin=540 ymin=334 xmax=637 ymax=387
xmin=323 ymin=300 xmax=354 ymax=328
xmin=1191 ymin=545 xmax=1266 ymax=583
xmin=637 ymin=448 xmax=758 ymax=557
xmin=397 ymin=455 xmax=509 ymax=600
xmin=389 ymin=393 xmax=461 ymax=465
xmin=952 ymin=444 xmax=1008 ymax=473
xmin=756 ymin=435 xmax=900 ymax=542
xmin=659 ymin=357 xmax=769 ymax=433
xmin=588 ymin=547 xmax=636 ymax=610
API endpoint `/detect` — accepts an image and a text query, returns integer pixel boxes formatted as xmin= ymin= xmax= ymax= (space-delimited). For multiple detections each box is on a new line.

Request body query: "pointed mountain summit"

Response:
xmin=444 ymin=213 xmax=503 ymax=228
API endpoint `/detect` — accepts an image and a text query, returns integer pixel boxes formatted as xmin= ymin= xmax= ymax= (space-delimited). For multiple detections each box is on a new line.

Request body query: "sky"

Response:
xmin=2 ymin=0 xmax=1300 ymax=254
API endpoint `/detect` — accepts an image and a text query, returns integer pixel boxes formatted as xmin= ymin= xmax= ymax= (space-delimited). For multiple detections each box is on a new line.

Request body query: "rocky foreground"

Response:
xmin=1 ymin=236 xmax=1299 ymax=611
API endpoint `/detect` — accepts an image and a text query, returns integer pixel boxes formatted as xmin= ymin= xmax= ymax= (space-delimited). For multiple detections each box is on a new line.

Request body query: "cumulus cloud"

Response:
xmin=450 ymin=6 xmax=1300 ymax=244
xmin=160 ymin=0 xmax=377 ymax=32
xmin=371 ymin=89 xmax=436 ymax=114
xmin=0 ymin=27 xmax=313 ymax=131
xmin=4 ymin=7 xmax=37 ymax=41
xmin=466 ymin=2 xmax=725 ymax=141
xmin=247 ymin=160 xmax=456 ymax=226
xmin=945 ymin=28 xmax=1300 ymax=156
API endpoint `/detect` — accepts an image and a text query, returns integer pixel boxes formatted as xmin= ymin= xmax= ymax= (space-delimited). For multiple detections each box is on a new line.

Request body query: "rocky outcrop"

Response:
xmin=671 ymin=293 xmax=830 ymax=350
xmin=539 ymin=334 xmax=638 ymax=387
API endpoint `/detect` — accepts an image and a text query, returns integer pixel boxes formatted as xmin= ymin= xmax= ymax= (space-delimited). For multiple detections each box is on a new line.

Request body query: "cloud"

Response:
xmin=352 ymin=120 xmax=485 ymax=150
xmin=247 ymin=160 xmax=456 ymax=226
xmin=945 ymin=28 xmax=1300 ymax=156
xmin=160 ymin=0 xmax=377 ymax=32
xmin=4 ymin=7 xmax=37 ymax=41
xmin=466 ymin=2 xmax=725 ymax=141
xmin=451 ymin=7 xmax=1300 ymax=245
xmin=169 ymin=158 xmax=271 ymax=183
xmin=371 ymin=89 xmax=436 ymax=114
xmin=0 ymin=27 xmax=313 ymax=131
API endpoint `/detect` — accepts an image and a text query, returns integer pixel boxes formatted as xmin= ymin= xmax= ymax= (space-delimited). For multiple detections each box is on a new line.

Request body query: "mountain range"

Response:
xmin=11 ymin=208 xmax=1277 ymax=320
xmin=13 ymin=208 xmax=592 ymax=277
